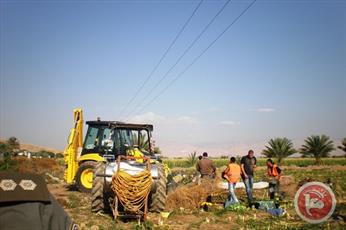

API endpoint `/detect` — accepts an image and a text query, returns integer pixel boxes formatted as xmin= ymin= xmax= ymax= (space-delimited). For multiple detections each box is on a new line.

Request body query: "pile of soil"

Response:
xmin=279 ymin=175 xmax=297 ymax=198
xmin=166 ymin=179 xmax=223 ymax=210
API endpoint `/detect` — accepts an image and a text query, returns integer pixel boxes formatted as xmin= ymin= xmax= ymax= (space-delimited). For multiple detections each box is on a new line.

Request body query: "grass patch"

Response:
xmin=67 ymin=193 xmax=81 ymax=209
xmin=130 ymin=220 xmax=154 ymax=230
xmin=213 ymin=204 xmax=248 ymax=216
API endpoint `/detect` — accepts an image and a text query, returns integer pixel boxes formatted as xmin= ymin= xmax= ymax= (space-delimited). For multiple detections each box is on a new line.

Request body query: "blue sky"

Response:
xmin=1 ymin=0 xmax=345 ymax=156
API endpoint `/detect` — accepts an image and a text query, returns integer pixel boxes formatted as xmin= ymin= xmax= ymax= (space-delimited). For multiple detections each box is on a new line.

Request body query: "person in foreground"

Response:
xmin=0 ymin=172 xmax=78 ymax=230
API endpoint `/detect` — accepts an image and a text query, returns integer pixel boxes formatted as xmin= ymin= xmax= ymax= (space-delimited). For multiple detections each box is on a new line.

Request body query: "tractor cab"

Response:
xmin=64 ymin=108 xmax=162 ymax=193
xmin=81 ymin=121 xmax=154 ymax=160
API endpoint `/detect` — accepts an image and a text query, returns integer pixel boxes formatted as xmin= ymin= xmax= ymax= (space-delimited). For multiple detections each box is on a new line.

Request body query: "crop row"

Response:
xmin=163 ymin=157 xmax=346 ymax=168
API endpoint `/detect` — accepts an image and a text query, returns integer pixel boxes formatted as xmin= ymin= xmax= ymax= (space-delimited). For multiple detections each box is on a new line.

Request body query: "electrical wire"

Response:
xmin=123 ymin=0 xmax=232 ymax=121
xmin=125 ymin=0 xmax=257 ymax=121
xmin=117 ymin=0 xmax=204 ymax=120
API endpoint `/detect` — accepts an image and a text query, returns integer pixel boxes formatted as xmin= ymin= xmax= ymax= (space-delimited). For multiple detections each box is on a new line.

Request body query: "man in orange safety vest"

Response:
xmin=223 ymin=157 xmax=241 ymax=206
xmin=266 ymin=158 xmax=282 ymax=199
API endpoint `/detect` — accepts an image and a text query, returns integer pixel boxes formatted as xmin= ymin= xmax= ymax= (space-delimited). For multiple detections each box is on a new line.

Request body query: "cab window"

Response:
xmin=84 ymin=127 xmax=99 ymax=150
xmin=139 ymin=130 xmax=150 ymax=152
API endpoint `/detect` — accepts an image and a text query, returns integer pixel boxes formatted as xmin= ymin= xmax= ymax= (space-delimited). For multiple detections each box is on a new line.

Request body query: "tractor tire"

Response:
xmin=76 ymin=161 xmax=96 ymax=193
xmin=150 ymin=163 xmax=167 ymax=212
xmin=91 ymin=162 xmax=110 ymax=213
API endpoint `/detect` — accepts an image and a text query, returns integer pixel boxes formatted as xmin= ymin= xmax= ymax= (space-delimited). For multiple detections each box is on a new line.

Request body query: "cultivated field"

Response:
xmin=2 ymin=157 xmax=346 ymax=230
xmin=163 ymin=157 xmax=346 ymax=168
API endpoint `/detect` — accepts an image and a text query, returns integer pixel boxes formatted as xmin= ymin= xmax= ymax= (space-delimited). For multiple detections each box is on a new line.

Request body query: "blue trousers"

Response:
xmin=243 ymin=176 xmax=254 ymax=204
xmin=228 ymin=182 xmax=239 ymax=203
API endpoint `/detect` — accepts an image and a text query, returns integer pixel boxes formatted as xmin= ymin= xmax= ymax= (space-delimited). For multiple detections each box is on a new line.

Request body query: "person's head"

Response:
xmin=198 ymin=155 xmax=203 ymax=160
xmin=248 ymin=150 xmax=254 ymax=158
xmin=266 ymin=159 xmax=274 ymax=167
xmin=230 ymin=157 xmax=236 ymax=163
xmin=202 ymin=152 xmax=208 ymax=157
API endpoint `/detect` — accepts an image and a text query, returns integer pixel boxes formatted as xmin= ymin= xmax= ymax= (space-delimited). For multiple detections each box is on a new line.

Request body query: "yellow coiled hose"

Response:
xmin=111 ymin=169 xmax=152 ymax=214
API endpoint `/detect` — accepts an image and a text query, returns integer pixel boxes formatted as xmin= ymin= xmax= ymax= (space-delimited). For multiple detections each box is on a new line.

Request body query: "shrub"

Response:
xmin=186 ymin=151 xmax=198 ymax=167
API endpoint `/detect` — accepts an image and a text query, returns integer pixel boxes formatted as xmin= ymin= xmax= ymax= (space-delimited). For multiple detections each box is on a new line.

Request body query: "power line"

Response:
xmin=117 ymin=0 xmax=204 ymax=120
xmin=126 ymin=0 xmax=257 ymax=121
xmin=124 ymin=0 xmax=232 ymax=120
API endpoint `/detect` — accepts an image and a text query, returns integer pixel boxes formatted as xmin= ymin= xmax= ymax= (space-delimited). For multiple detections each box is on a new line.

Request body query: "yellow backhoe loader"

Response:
xmin=64 ymin=109 xmax=173 ymax=217
xmin=63 ymin=108 xmax=102 ymax=192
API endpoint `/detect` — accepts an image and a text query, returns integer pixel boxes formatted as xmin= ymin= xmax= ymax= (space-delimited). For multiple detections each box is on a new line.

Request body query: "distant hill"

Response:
xmin=20 ymin=143 xmax=62 ymax=154
xmin=0 ymin=139 xmax=62 ymax=154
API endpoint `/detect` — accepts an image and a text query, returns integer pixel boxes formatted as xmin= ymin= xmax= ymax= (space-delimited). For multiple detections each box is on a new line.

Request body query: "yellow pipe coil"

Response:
xmin=111 ymin=169 xmax=152 ymax=214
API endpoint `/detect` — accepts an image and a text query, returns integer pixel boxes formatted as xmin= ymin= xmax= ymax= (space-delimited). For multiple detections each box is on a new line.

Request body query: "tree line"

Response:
xmin=0 ymin=137 xmax=63 ymax=159
xmin=262 ymin=135 xmax=346 ymax=165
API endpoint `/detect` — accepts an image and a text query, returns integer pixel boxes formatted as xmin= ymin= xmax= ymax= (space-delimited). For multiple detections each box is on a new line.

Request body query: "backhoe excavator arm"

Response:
xmin=64 ymin=108 xmax=84 ymax=184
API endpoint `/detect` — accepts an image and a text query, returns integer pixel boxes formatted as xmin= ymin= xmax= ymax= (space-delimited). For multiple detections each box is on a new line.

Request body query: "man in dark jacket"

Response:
xmin=0 ymin=172 xmax=77 ymax=230
xmin=241 ymin=150 xmax=257 ymax=206
xmin=196 ymin=152 xmax=216 ymax=178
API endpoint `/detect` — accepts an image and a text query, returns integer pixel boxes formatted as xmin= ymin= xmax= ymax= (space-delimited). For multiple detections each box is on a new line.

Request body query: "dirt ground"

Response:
xmin=44 ymin=164 xmax=346 ymax=230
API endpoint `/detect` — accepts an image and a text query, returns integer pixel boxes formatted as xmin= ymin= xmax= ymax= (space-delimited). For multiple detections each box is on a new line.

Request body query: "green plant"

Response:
xmin=163 ymin=157 xmax=346 ymax=168
xmin=300 ymin=135 xmax=335 ymax=164
xmin=186 ymin=151 xmax=197 ymax=167
xmin=214 ymin=204 xmax=248 ymax=216
xmin=1 ymin=137 xmax=20 ymax=153
xmin=262 ymin=138 xmax=296 ymax=164
xmin=7 ymin=137 xmax=20 ymax=152
xmin=0 ymin=153 xmax=12 ymax=170
xmin=337 ymin=138 xmax=346 ymax=156
xmin=225 ymin=203 xmax=248 ymax=213
xmin=56 ymin=153 xmax=64 ymax=158
xmin=132 ymin=221 xmax=153 ymax=230
xmin=0 ymin=142 xmax=11 ymax=154
xmin=143 ymin=220 xmax=154 ymax=230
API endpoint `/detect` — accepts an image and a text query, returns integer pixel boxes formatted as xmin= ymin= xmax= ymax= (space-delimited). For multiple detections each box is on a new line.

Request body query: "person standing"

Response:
xmin=195 ymin=155 xmax=203 ymax=184
xmin=223 ymin=157 xmax=241 ymax=207
xmin=266 ymin=159 xmax=282 ymax=199
xmin=196 ymin=152 xmax=216 ymax=179
xmin=240 ymin=150 xmax=257 ymax=206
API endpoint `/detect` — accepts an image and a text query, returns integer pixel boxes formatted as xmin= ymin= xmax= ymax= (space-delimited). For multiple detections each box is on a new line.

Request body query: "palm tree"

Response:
xmin=337 ymin=138 xmax=346 ymax=156
xmin=262 ymin=137 xmax=296 ymax=164
xmin=187 ymin=151 xmax=197 ymax=167
xmin=300 ymin=135 xmax=335 ymax=164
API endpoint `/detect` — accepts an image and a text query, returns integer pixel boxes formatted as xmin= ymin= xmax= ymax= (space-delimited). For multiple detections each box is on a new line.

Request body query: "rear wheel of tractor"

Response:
xmin=76 ymin=161 xmax=96 ymax=193
xmin=150 ymin=163 xmax=167 ymax=212
xmin=91 ymin=162 xmax=110 ymax=213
